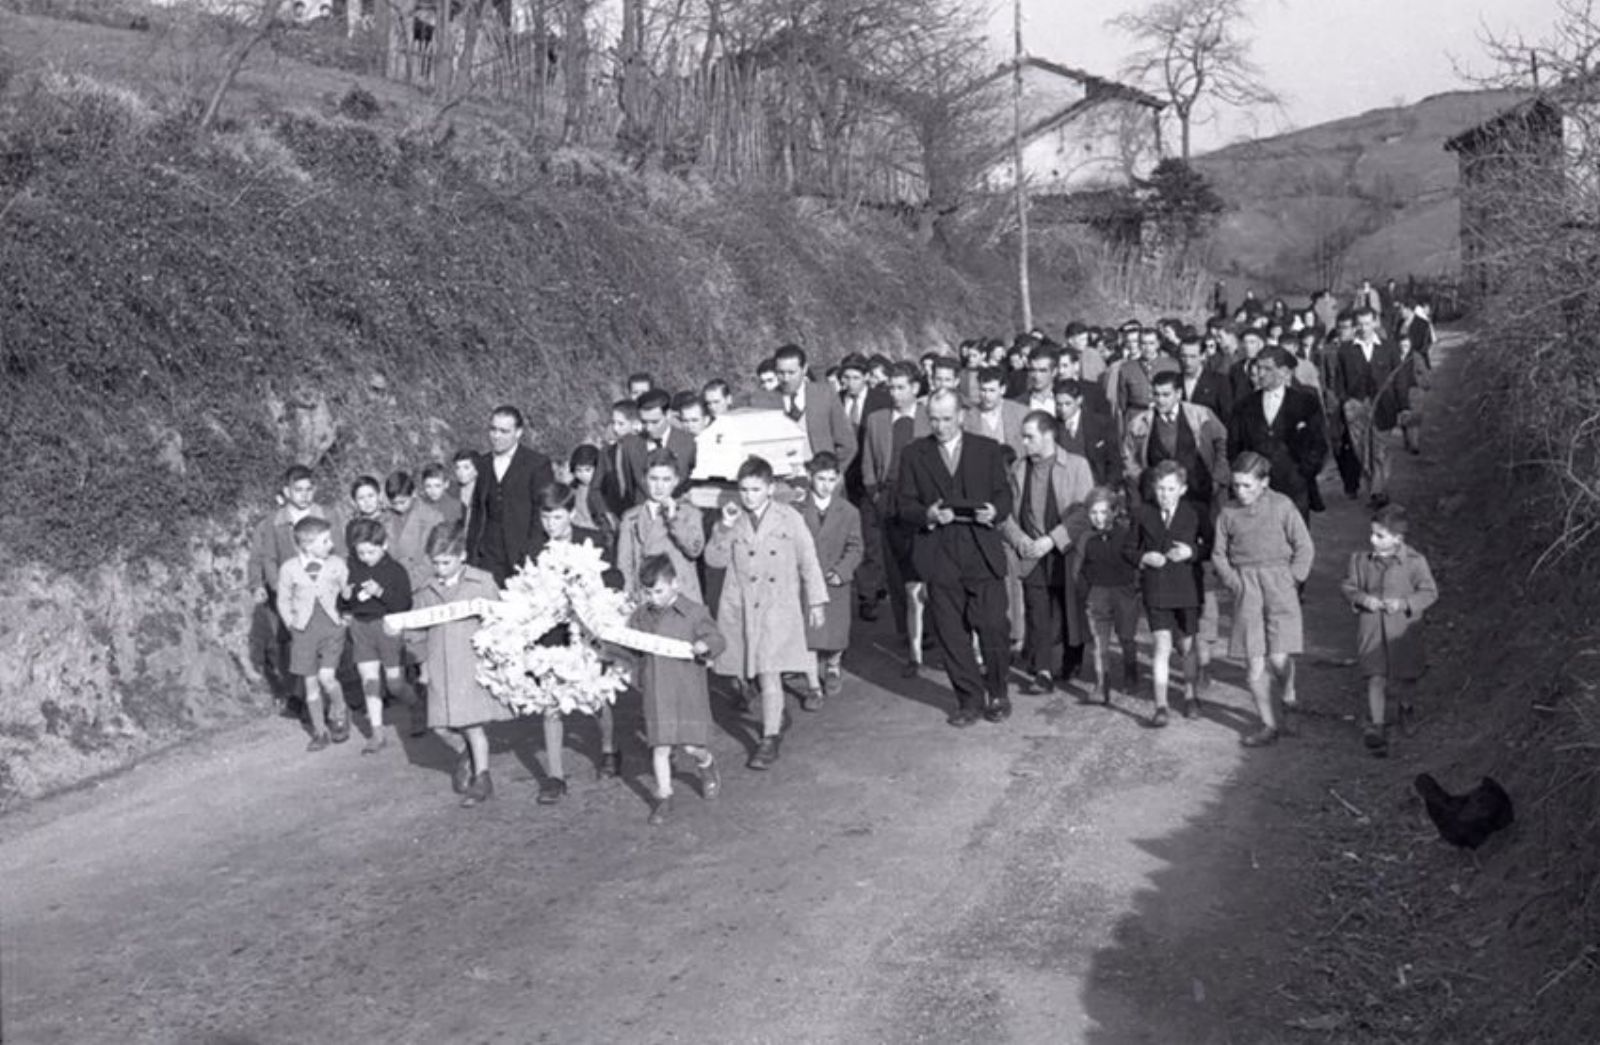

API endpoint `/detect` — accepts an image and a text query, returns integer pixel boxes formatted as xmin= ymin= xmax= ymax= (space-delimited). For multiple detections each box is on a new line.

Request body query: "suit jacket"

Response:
xmin=275 ymin=553 xmax=349 ymax=631
xmin=1228 ymin=387 xmax=1329 ymax=510
xmin=1054 ymin=409 xmax=1119 ymax=487
xmin=1182 ymin=370 xmax=1234 ymax=427
xmin=753 ymin=380 xmax=858 ymax=468
xmin=860 ymin=405 xmax=929 ymax=493
xmin=999 ymin=448 xmax=1095 ymax=581
xmin=599 ymin=434 xmax=649 ymax=516
xmin=646 ymin=427 xmax=698 ymax=485
xmin=962 ymin=399 xmax=1028 ymax=462
xmin=896 ymin=434 xmax=1013 ymax=582
xmin=468 ymin=443 xmax=556 ymax=573
xmin=1330 ymin=337 xmax=1403 ymax=429
xmin=839 ymin=385 xmax=891 ymax=432
xmin=1121 ymin=402 xmax=1230 ymax=499
xmin=248 ymin=503 xmax=329 ymax=593
xmin=1131 ymin=501 xmax=1211 ymax=609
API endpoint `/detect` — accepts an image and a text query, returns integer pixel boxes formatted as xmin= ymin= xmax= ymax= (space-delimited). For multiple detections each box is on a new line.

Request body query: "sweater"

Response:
xmin=338 ymin=554 xmax=415 ymax=621
xmin=1079 ymin=524 xmax=1139 ymax=588
xmin=1212 ymin=488 xmax=1315 ymax=589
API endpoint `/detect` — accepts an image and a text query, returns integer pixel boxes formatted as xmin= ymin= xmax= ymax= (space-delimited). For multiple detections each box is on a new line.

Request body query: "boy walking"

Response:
xmin=276 ymin=516 xmax=351 ymax=750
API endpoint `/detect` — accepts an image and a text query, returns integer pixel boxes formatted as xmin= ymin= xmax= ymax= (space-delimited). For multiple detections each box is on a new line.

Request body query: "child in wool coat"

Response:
xmin=1340 ymin=504 xmax=1438 ymax=756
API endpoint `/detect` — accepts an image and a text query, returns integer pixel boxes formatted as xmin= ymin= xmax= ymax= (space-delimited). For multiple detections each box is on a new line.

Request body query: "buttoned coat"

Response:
xmin=896 ymin=433 xmax=1014 ymax=583
xmin=1229 ymin=387 xmax=1329 ymax=512
xmin=1183 ymin=369 xmax=1234 ymax=427
xmin=1121 ymin=402 xmax=1230 ymax=499
xmin=1054 ymin=408 xmax=1121 ymax=488
xmin=705 ymin=501 xmax=828 ymax=678
xmin=799 ymin=496 xmax=864 ymax=652
xmin=1340 ymin=546 xmax=1438 ymax=680
xmin=406 ymin=566 xmax=513 ymax=728
xmin=275 ymin=553 xmax=349 ymax=631
xmin=628 ymin=596 xmax=726 ymax=747
xmin=616 ymin=499 xmax=707 ymax=602
xmin=1131 ymin=500 xmax=1212 ymax=609
xmin=468 ymin=443 xmax=556 ymax=573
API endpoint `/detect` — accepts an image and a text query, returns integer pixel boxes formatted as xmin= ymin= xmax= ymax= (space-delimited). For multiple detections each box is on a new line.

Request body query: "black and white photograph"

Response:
xmin=1 ymin=0 xmax=1593 ymax=1039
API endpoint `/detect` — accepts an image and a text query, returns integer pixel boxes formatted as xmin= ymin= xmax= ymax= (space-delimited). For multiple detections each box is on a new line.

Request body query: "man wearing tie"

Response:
xmin=1122 ymin=372 xmax=1230 ymax=513
xmin=1178 ymin=333 xmax=1233 ymax=425
xmin=1053 ymin=379 xmax=1120 ymax=487
xmin=755 ymin=344 xmax=858 ymax=468
xmin=963 ymin=366 xmax=1027 ymax=462
xmin=636 ymin=388 xmax=697 ymax=482
xmin=896 ymin=391 xmax=1015 ymax=726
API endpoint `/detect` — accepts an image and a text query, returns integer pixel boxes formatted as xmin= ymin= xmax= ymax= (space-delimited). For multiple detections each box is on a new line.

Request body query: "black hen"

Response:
xmin=1414 ymin=773 xmax=1515 ymax=849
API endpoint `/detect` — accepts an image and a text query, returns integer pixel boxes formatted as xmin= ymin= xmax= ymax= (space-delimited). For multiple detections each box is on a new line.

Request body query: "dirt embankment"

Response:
xmin=0 ymin=36 xmax=1034 ymax=805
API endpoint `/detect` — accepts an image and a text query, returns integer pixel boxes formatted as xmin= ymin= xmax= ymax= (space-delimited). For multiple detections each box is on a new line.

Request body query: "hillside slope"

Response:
xmin=1193 ymin=88 xmax=1529 ymax=292
xmin=0 ymin=9 xmax=1028 ymax=804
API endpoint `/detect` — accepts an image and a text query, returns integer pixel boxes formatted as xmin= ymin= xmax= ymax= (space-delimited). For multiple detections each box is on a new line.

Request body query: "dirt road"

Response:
xmin=1 ymin=346 xmax=1459 ymax=1044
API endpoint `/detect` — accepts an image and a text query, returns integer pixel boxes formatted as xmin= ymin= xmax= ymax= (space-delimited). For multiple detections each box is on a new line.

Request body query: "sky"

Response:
xmin=991 ymin=0 xmax=1572 ymax=152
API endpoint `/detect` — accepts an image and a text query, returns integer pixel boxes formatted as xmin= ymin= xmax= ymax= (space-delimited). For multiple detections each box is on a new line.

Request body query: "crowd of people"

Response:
xmin=247 ymin=278 xmax=1441 ymax=822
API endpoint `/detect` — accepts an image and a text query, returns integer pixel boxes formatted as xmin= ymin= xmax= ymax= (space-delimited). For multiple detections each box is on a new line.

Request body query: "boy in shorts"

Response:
xmin=339 ymin=518 xmax=423 ymax=752
xmin=276 ymin=516 xmax=351 ymax=751
xmin=1132 ymin=461 xmax=1212 ymax=725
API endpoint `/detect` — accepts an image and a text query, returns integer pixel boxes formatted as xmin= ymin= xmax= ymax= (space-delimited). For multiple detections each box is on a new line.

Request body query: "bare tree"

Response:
xmin=1109 ymin=0 xmax=1280 ymax=160
xmin=1458 ymin=0 xmax=1600 ymax=88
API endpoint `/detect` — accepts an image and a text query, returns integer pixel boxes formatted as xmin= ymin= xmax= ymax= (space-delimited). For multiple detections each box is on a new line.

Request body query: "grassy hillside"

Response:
xmin=1193 ymin=88 xmax=1530 ymax=294
xmin=0 ymin=7 xmax=1044 ymax=803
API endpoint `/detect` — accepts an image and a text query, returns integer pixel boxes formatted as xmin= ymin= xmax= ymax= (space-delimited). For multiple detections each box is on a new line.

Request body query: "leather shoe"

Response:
xmin=1150 ymin=706 xmax=1170 ymax=728
xmin=801 ymin=688 xmax=825 ymax=712
xmin=747 ymin=735 xmax=781 ymax=770
xmin=598 ymin=751 xmax=622 ymax=778
xmin=647 ymin=795 xmax=672 ymax=826
xmin=537 ymin=777 xmax=568 ymax=804
xmin=459 ymin=770 xmax=495 ymax=808
xmin=697 ymin=758 xmax=721 ymax=800
xmin=947 ymin=707 xmax=981 ymax=728
xmin=901 ymin=661 xmax=921 ymax=679
xmin=1026 ymin=671 xmax=1053 ymax=695
xmin=984 ymin=698 xmax=1012 ymax=723
xmin=1241 ymin=726 xmax=1280 ymax=748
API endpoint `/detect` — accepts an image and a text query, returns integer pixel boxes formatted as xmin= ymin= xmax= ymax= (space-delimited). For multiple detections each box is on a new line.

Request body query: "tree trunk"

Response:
xmin=200 ymin=0 xmax=283 ymax=131
xmin=561 ymin=0 xmax=590 ymax=144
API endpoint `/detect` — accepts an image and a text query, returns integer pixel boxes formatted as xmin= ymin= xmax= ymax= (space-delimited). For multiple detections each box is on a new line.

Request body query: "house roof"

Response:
xmin=971 ymin=55 xmax=1165 ymax=115
xmin=1445 ymin=80 xmax=1591 ymax=154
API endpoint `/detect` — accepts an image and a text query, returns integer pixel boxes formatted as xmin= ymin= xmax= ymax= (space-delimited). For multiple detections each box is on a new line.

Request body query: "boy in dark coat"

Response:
xmin=1133 ymin=461 xmax=1213 ymax=726
xmin=799 ymin=453 xmax=864 ymax=704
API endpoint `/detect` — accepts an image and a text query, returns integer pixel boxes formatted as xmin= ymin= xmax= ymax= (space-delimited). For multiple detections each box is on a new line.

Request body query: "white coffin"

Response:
xmin=692 ymin=408 xmax=810 ymax=482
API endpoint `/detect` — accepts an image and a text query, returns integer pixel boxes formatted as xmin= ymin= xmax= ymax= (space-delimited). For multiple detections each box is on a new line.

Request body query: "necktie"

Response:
xmin=1022 ymin=459 xmax=1040 ymax=537
xmin=941 ymin=441 xmax=958 ymax=475
xmin=787 ymin=395 xmax=802 ymax=422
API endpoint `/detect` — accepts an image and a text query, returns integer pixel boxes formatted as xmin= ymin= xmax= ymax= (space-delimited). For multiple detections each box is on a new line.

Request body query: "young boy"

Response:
xmin=1340 ymin=504 xmax=1438 ymax=756
xmin=419 ymin=462 xmax=462 ymax=527
xmin=1133 ymin=461 xmax=1211 ymax=726
xmin=247 ymin=465 xmax=328 ymax=710
xmin=451 ymin=451 xmax=479 ymax=534
xmin=338 ymin=518 xmax=421 ymax=752
xmin=799 ymin=452 xmax=863 ymax=706
xmin=1213 ymin=452 xmax=1316 ymax=747
xmin=630 ymin=554 xmax=728 ymax=826
xmin=616 ymin=450 xmax=706 ymax=603
xmin=276 ymin=516 xmax=351 ymax=750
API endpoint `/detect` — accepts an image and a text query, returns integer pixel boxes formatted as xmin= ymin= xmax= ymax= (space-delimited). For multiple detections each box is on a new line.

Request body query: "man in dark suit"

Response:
xmin=468 ymin=405 xmax=556 ymax=586
xmin=1053 ymin=379 xmax=1119 ymax=487
xmin=636 ymin=389 xmax=697 ymax=485
xmin=1229 ymin=347 xmax=1329 ymax=520
xmin=753 ymin=344 xmax=858 ymax=469
xmin=1178 ymin=334 xmax=1233 ymax=425
xmin=1328 ymin=306 xmax=1401 ymax=506
xmin=897 ymin=391 xmax=1015 ymax=727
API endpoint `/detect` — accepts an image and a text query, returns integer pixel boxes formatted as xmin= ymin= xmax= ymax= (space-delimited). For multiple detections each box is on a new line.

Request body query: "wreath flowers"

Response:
xmin=472 ymin=539 xmax=633 ymax=717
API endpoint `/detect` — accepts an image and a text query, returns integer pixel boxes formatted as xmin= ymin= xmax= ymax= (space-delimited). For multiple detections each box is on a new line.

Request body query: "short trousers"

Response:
xmin=1086 ymin=585 xmax=1140 ymax=639
xmin=349 ymin=617 xmax=403 ymax=668
xmin=1146 ymin=604 xmax=1201 ymax=637
xmin=290 ymin=607 xmax=347 ymax=675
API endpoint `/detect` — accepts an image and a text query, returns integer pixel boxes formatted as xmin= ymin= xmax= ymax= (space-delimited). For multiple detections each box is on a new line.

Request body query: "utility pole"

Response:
xmin=1013 ymin=0 xmax=1033 ymax=331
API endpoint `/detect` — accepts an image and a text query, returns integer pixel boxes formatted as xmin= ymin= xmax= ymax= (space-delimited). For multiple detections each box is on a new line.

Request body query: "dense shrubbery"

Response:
xmin=0 ymin=70 xmax=1006 ymax=573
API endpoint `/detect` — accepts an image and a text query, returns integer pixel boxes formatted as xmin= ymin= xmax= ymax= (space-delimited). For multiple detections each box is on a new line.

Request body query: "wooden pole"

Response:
xmin=1013 ymin=0 xmax=1033 ymax=331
